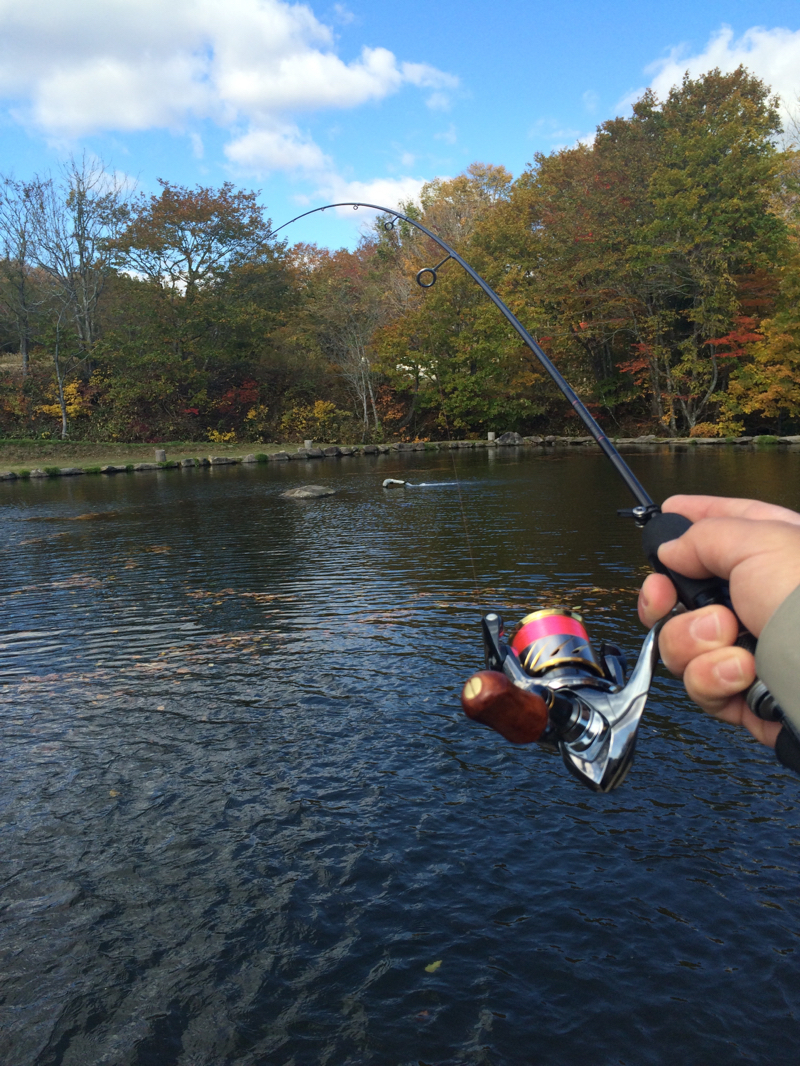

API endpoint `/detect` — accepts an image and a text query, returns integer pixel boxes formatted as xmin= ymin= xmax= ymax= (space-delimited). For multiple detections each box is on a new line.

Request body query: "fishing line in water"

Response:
xmin=439 ymin=409 xmax=481 ymax=606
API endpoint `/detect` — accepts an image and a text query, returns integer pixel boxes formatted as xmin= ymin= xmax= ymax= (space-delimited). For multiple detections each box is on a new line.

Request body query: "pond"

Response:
xmin=1 ymin=446 xmax=799 ymax=1066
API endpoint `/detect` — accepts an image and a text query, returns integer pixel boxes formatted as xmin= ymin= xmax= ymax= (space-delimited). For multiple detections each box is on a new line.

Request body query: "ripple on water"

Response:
xmin=1 ymin=452 xmax=800 ymax=1065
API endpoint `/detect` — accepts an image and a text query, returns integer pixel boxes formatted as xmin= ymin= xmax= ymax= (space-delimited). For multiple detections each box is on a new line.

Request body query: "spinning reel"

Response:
xmin=462 ymin=608 xmax=661 ymax=793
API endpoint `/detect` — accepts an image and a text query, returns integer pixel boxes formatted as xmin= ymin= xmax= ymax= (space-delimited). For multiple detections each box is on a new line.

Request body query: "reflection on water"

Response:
xmin=1 ymin=449 xmax=800 ymax=1065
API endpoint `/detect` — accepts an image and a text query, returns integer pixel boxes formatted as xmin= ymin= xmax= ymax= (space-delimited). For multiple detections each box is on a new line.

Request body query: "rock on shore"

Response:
xmin=281 ymin=485 xmax=336 ymax=498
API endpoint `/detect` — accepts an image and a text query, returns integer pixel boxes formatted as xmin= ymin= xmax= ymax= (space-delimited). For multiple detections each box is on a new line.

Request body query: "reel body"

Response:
xmin=463 ymin=608 xmax=661 ymax=792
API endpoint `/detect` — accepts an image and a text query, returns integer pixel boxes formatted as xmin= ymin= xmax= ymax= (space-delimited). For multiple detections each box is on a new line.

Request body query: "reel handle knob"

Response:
xmin=461 ymin=671 xmax=549 ymax=744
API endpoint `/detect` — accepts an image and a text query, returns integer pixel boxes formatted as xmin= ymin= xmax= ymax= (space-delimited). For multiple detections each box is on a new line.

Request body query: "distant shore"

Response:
xmin=1 ymin=433 xmax=799 ymax=482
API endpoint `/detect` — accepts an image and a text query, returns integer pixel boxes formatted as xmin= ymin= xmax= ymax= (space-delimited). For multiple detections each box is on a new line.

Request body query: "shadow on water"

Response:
xmin=1 ymin=449 xmax=800 ymax=1065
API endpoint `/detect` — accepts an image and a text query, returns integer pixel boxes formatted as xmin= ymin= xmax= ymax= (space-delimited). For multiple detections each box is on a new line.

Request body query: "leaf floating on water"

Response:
xmin=52 ymin=574 xmax=104 ymax=589
xmin=146 ymin=545 xmax=172 ymax=554
xmin=69 ymin=512 xmax=121 ymax=522
xmin=424 ymin=960 xmax=442 ymax=973
xmin=109 ymin=790 xmax=119 ymax=797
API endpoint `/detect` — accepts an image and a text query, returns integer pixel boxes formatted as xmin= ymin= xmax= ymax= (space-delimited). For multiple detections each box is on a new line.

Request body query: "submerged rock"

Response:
xmin=281 ymin=485 xmax=336 ymax=498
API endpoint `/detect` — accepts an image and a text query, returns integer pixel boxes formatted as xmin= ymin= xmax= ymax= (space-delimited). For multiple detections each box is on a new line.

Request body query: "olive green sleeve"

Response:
xmin=755 ymin=583 xmax=800 ymax=733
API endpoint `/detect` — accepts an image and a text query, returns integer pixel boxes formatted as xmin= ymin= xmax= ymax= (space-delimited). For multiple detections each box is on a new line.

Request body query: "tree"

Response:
xmin=23 ymin=156 xmax=131 ymax=436
xmin=497 ymin=67 xmax=784 ymax=435
xmin=118 ymin=181 xmax=273 ymax=298
xmin=309 ymin=245 xmax=387 ymax=440
xmin=370 ymin=165 xmax=544 ymax=437
xmin=0 ymin=177 xmax=42 ymax=377
xmin=94 ymin=187 xmax=302 ymax=442
xmin=722 ymin=149 xmax=800 ymax=431
xmin=29 ymin=156 xmax=130 ymax=355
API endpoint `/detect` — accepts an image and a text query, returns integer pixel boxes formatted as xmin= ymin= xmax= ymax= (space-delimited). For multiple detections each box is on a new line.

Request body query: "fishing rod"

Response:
xmin=270 ymin=201 xmax=800 ymax=789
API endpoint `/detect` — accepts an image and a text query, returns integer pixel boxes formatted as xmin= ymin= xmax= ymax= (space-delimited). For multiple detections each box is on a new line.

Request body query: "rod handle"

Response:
xmin=639 ymin=512 xmax=800 ymax=773
xmin=461 ymin=671 xmax=549 ymax=744
xmin=641 ymin=512 xmax=734 ymax=611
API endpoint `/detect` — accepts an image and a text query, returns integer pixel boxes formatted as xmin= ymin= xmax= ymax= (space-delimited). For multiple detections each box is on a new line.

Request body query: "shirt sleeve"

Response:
xmin=755 ymin=582 xmax=800 ymax=734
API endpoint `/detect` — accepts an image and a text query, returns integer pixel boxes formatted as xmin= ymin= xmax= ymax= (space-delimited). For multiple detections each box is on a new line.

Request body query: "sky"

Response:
xmin=1 ymin=0 xmax=799 ymax=249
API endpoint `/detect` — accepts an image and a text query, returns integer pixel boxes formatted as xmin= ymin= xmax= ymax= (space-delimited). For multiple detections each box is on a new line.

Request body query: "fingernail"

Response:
xmin=639 ymin=589 xmax=649 ymax=611
xmin=714 ymin=658 xmax=744 ymax=686
xmin=690 ymin=612 xmax=721 ymax=643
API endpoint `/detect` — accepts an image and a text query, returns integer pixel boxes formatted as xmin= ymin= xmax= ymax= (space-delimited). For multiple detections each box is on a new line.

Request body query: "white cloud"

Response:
xmin=0 ymin=0 xmax=458 ymax=165
xmin=225 ymin=122 xmax=332 ymax=173
xmin=319 ymin=175 xmax=427 ymax=217
xmin=619 ymin=24 xmax=800 ymax=123
xmin=332 ymin=3 xmax=355 ymax=25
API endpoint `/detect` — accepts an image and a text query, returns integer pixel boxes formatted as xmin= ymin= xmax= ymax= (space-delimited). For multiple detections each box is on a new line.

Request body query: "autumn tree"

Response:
xmin=118 ymin=181 xmax=272 ymax=297
xmin=94 ymin=182 xmax=304 ymax=441
xmin=305 ymin=244 xmax=388 ymax=440
xmin=493 ymin=68 xmax=784 ymax=435
xmin=371 ymin=164 xmax=545 ymax=436
xmin=721 ymin=147 xmax=800 ymax=431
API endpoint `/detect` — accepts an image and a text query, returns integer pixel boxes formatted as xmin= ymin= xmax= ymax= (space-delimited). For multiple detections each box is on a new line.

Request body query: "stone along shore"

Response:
xmin=2 ymin=432 xmax=800 ymax=482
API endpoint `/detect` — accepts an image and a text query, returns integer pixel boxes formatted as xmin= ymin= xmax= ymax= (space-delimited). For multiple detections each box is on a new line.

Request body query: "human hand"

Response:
xmin=637 ymin=495 xmax=800 ymax=747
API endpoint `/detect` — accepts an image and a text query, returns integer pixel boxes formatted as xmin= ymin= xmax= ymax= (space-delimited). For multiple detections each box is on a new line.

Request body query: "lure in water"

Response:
xmin=382 ymin=478 xmax=456 ymax=488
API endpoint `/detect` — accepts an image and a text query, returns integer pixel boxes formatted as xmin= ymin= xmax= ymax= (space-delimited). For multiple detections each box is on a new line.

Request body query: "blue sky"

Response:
xmin=1 ymin=0 xmax=799 ymax=249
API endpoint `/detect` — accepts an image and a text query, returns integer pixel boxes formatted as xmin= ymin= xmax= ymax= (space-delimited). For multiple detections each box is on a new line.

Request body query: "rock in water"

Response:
xmin=281 ymin=485 xmax=336 ymax=498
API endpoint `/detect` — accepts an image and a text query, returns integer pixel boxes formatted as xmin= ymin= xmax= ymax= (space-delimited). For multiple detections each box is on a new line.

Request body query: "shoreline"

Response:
xmin=2 ymin=434 xmax=799 ymax=482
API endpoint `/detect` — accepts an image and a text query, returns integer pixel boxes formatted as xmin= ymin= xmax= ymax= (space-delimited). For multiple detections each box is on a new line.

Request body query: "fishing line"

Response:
xmin=438 ymin=405 xmax=481 ymax=605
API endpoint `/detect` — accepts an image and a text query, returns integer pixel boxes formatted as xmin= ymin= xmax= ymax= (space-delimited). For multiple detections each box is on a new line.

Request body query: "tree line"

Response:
xmin=1 ymin=66 xmax=798 ymax=443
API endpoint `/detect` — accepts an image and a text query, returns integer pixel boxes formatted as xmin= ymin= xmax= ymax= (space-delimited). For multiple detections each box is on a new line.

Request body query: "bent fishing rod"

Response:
xmin=270 ymin=201 xmax=800 ymax=789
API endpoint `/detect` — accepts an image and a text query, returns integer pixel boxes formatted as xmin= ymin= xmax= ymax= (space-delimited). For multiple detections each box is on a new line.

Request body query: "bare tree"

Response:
xmin=0 ymin=177 xmax=42 ymax=377
xmin=313 ymin=249 xmax=387 ymax=440
xmin=30 ymin=155 xmax=130 ymax=356
xmin=26 ymin=156 xmax=130 ymax=436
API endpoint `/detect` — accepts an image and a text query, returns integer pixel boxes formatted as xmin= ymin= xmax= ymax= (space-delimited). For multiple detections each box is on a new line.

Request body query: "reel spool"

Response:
xmin=461 ymin=606 xmax=661 ymax=792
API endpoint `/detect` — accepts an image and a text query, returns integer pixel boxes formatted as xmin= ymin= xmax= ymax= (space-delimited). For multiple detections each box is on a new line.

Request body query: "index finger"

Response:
xmin=663 ymin=495 xmax=800 ymax=526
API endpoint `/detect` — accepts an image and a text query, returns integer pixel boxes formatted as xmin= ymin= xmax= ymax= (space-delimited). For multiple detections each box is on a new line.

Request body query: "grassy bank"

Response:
xmin=0 ymin=440 xmax=295 ymax=472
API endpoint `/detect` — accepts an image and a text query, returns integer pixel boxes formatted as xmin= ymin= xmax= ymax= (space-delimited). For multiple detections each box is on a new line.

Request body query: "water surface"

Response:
xmin=1 ymin=448 xmax=799 ymax=1065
